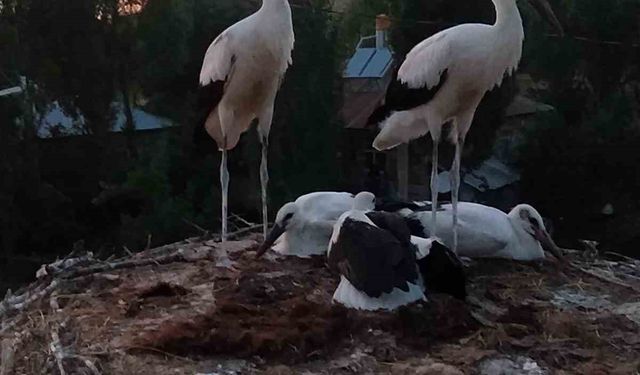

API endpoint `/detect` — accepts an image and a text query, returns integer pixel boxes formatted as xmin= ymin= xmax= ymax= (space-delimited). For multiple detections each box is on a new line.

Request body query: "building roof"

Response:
xmin=343 ymin=36 xmax=394 ymax=79
xmin=344 ymin=48 xmax=393 ymax=79
xmin=38 ymin=101 xmax=173 ymax=138
xmin=341 ymin=35 xmax=395 ymax=129
xmin=437 ymin=157 xmax=520 ymax=193
xmin=505 ymin=95 xmax=554 ymax=117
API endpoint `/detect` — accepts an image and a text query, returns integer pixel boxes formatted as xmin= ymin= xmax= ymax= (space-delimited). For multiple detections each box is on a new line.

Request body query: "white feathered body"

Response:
xmin=274 ymin=192 xmax=354 ymax=257
xmin=199 ymin=0 xmax=294 ymax=150
xmin=374 ymin=0 xmax=524 ymax=150
xmin=408 ymin=202 xmax=545 ymax=261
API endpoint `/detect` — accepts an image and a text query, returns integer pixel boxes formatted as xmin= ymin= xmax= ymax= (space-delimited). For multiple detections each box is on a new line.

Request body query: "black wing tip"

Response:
xmin=192 ymin=80 xmax=226 ymax=150
xmin=375 ymin=199 xmax=442 ymax=213
xmin=418 ymin=241 xmax=467 ymax=300
xmin=367 ymin=69 xmax=449 ymax=126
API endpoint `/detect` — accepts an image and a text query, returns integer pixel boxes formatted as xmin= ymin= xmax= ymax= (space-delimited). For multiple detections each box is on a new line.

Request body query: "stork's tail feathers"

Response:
xmin=372 ymin=111 xmax=428 ymax=151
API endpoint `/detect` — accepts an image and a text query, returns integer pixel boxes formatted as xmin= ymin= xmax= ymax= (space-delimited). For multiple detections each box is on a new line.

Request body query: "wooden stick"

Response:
xmin=569 ymin=263 xmax=640 ymax=293
xmin=0 ymin=280 xmax=59 ymax=319
xmin=61 ymin=252 xmax=186 ymax=280
xmin=50 ymin=326 xmax=67 ymax=375
xmin=225 ymin=224 xmax=263 ymax=240
xmin=37 ymin=254 xmax=95 ymax=279
xmin=181 ymin=218 xmax=209 ymax=236
xmin=604 ymin=251 xmax=640 ymax=265
xmin=230 ymin=213 xmax=256 ymax=228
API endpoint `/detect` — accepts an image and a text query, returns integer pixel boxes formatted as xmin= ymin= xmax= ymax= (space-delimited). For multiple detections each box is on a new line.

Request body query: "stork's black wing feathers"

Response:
xmin=368 ymin=68 xmax=448 ymax=126
xmin=329 ymin=218 xmax=419 ymax=298
xmin=193 ymin=54 xmax=236 ymax=153
xmin=417 ymin=241 xmax=467 ymax=300
xmin=375 ymin=199 xmax=445 ymax=214
xmin=365 ymin=211 xmax=412 ymax=245
xmin=193 ymin=80 xmax=226 ymax=153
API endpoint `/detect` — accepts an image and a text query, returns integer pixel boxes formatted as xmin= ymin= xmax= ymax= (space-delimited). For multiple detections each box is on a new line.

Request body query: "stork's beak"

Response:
xmin=527 ymin=0 xmax=565 ymax=36
xmin=534 ymin=227 xmax=565 ymax=261
xmin=256 ymin=223 xmax=285 ymax=258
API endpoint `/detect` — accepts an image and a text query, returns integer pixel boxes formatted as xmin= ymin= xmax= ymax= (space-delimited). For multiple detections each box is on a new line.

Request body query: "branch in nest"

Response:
xmin=49 ymin=318 xmax=101 ymax=375
xmin=60 ymin=250 xmax=195 ymax=280
xmin=230 ymin=213 xmax=256 ymax=228
xmin=0 ymin=319 xmax=19 ymax=336
xmin=37 ymin=254 xmax=96 ymax=279
xmin=0 ymin=280 xmax=59 ymax=320
xmin=181 ymin=218 xmax=209 ymax=236
xmin=50 ymin=325 xmax=67 ymax=375
xmin=221 ymin=224 xmax=264 ymax=241
xmin=569 ymin=263 xmax=640 ymax=293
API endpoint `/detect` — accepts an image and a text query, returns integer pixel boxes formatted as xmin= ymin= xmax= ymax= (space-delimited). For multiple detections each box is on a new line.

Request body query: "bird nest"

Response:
xmin=1 ymin=232 xmax=640 ymax=374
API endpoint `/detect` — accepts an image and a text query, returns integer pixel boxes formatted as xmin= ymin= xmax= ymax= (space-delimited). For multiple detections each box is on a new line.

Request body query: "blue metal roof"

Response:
xmin=37 ymin=101 xmax=173 ymax=138
xmin=344 ymin=36 xmax=394 ymax=79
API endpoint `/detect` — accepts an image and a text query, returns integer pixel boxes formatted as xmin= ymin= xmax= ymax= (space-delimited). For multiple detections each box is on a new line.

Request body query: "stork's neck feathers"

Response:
xmin=507 ymin=212 xmax=545 ymax=259
xmin=260 ymin=0 xmax=289 ymax=11
xmin=492 ymin=0 xmax=523 ymax=30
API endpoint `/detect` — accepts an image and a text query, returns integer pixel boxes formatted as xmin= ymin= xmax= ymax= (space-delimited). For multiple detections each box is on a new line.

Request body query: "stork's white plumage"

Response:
xmin=199 ymin=0 xmax=294 ymax=241
xmin=256 ymin=192 xmax=355 ymax=258
xmin=389 ymin=201 xmax=564 ymax=261
xmin=370 ymin=0 xmax=562 ymax=253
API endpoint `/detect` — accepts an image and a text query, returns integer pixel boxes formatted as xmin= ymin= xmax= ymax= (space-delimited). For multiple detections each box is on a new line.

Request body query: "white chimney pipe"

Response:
xmin=375 ymin=14 xmax=391 ymax=49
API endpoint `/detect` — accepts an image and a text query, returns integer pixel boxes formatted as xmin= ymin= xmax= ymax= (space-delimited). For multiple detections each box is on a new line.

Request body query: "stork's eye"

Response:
xmin=528 ymin=218 xmax=540 ymax=229
xmin=284 ymin=213 xmax=294 ymax=223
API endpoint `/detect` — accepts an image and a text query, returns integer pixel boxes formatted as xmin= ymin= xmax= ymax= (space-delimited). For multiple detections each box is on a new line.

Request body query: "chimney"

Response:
xmin=375 ymin=14 xmax=391 ymax=49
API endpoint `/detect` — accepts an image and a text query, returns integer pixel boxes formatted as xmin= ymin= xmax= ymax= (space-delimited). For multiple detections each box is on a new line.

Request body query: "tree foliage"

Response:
xmin=518 ymin=0 xmax=640 ymax=248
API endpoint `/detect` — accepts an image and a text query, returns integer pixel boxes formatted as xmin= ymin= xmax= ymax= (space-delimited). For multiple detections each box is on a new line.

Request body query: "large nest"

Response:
xmin=1 ymin=232 xmax=639 ymax=374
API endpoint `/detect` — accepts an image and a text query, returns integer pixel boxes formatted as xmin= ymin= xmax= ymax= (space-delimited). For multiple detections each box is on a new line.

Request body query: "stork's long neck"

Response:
xmin=260 ymin=0 xmax=289 ymax=12
xmin=492 ymin=0 xmax=523 ymax=30
xmin=508 ymin=215 xmax=545 ymax=260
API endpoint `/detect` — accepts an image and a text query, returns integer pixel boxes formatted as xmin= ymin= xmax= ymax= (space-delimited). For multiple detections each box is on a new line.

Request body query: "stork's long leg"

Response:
xmin=450 ymin=136 xmax=465 ymax=253
xmin=220 ymin=138 xmax=229 ymax=242
xmin=260 ymin=136 xmax=269 ymax=238
xmin=430 ymin=138 xmax=440 ymax=238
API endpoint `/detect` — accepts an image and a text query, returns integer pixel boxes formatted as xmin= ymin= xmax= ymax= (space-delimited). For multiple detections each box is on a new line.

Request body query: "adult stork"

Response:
xmin=328 ymin=192 xmax=466 ymax=311
xmin=369 ymin=0 xmax=563 ymax=252
xmin=198 ymin=0 xmax=294 ymax=241
xmin=381 ymin=201 xmax=564 ymax=261
xmin=256 ymin=192 xmax=355 ymax=258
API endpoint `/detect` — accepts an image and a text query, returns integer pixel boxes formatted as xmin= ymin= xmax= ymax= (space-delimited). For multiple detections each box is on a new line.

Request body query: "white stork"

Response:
xmin=380 ymin=201 xmax=565 ymax=261
xmin=369 ymin=0 xmax=563 ymax=252
xmin=198 ymin=0 xmax=294 ymax=241
xmin=328 ymin=192 xmax=466 ymax=311
xmin=256 ymin=192 xmax=355 ymax=258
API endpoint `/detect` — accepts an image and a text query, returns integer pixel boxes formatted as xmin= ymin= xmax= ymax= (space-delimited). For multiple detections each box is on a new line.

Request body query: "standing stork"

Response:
xmin=198 ymin=0 xmax=294 ymax=241
xmin=369 ymin=0 xmax=563 ymax=252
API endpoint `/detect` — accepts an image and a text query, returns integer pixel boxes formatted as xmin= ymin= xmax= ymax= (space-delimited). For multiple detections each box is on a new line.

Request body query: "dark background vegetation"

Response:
xmin=1 ymin=0 xmax=639 ymax=290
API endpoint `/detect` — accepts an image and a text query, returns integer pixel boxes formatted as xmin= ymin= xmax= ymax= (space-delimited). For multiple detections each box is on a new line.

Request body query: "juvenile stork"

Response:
xmin=256 ymin=192 xmax=355 ymax=258
xmin=198 ymin=0 xmax=294 ymax=241
xmin=380 ymin=201 xmax=564 ymax=261
xmin=370 ymin=0 xmax=563 ymax=252
xmin=328 ymin=192 xmax=466 ymax=311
